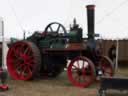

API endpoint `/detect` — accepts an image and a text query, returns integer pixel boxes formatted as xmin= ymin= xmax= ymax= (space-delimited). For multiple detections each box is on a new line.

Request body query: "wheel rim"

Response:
xmin=99 ymin=56 xmax=114 ymax=77
xmin=7 ymin=41 xmax=40 ymax=80
xmin=67 ymin=56 xmax=95 ymax=88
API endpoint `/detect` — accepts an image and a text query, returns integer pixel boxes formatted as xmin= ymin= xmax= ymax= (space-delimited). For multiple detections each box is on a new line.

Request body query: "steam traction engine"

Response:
xmin=6 ymin=5 xmax=114 ymax=88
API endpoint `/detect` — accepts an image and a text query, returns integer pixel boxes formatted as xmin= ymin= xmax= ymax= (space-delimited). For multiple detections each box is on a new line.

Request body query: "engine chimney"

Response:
xmin=86 ymin=5 xmax=95 ymax=40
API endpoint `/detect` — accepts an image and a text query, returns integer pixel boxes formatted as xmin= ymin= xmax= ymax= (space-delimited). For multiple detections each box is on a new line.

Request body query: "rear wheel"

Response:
xmin=7 ymin=41 xmax=41 ymax=80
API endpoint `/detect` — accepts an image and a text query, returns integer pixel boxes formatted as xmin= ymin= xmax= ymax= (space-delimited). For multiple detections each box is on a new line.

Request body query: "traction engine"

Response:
xmin=6 ymin=5 xmax=114 ymax=88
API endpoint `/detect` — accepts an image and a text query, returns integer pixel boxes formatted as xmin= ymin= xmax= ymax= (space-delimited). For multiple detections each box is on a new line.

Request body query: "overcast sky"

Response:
xmin=0 ymin=0 xmax=128 ymax=39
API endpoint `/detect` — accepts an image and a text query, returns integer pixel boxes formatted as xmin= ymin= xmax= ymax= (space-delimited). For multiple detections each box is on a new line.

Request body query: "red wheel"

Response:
xmin=99 ymin=56 xmax=114 ymax=77
xmin=7 ymin=41 xmax=41 ymax=80
xmin=67 ymin=56 xmax=96 ymax=88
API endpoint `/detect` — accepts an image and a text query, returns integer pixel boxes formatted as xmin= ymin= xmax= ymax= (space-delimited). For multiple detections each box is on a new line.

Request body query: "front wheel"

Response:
xmin=67 ymin=56 xmax=96 ymax=88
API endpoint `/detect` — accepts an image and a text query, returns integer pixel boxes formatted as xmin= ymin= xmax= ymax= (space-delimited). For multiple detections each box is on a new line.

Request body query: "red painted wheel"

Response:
xmin=99 ymin=56 xmax=114 ymax=77
xmin=67 ymin=56 xmax=96 ymax=88
xmin=7 ymin=41 xmax=41 ymax=80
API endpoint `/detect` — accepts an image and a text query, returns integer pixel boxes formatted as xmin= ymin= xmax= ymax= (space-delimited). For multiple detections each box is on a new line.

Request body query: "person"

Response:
xmin=108 ymin=44 xmax=116 ymax=62
xmin=0 ymin=68 xmax=8 ymax=91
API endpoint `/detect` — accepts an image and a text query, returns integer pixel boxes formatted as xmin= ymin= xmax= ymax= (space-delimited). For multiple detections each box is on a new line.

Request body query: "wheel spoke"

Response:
xmin=49 ymin=26 xmax=53 ymax=32
xmin=12 ymin=47 xmax=22 ymax=58
xmin=13 ymin=57 xmax=22 ymax=64
xmin=74 ymin=74 xmax=80 ymax=82
xmin=24 ymin=47 xmax=31 ymax=55
xmin=11 ymin=48 xmax=18 ymax=57
xmin=78 ymin=76 xmax=81 ymax=82
xmin=26 ymin=62 xmax=34 ymax=69
xmin=82 ymin=68 xmax=86 ymax=76
xmin=105 ymin=71 xmax=112 ymax=74
xmin=20 ymin=43 xmax=27 ymax=52
xmin=26 ymin=59 xmax=34 ymax=67
xmin=82 ymin=60 xmax=84 ymax=69
xmin=16 ymin=47 xmax=23 ymax=56
xmin=104 ymin=71 xmax=111 ymax=74
xmin=26 ymin=66 xmax=32 ymax=76
xmin=56 ymin=24 xmax=60 ymax=33
xmin=72 ymin=65 xmax=79 ymax=69
xmin=16 ymin=63 xmax=24 ymax=71
xmin=77 ymin=61 xmax=80 ymax=68
xmin=17 ymin=44 xmax=23 ymax=53
xmin=23 ymin=66 xmax=28 ymax=73
xmin=104 ymin=68 xmax=112 ymax=74
xmin=82 ymin=68 xmax=86 ymax=79
xmin=19 ymin=66 xmax=26 ymax=76
xmin=27 ymin=56 xmax=34 ymax=62
xmin=84 ymin=75 xmax=91 ymax=82
xmin=19 ymin=65 xmax=32 ymax=79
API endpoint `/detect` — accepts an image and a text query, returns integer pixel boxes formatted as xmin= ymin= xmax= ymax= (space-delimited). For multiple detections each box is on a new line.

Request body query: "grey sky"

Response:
xmin=0 ymin=0 xmax=128 ymax=39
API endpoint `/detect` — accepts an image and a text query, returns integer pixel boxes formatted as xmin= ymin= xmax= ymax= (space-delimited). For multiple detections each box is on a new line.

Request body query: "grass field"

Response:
xmin=0 ymin=66 xmax=128 ymax=96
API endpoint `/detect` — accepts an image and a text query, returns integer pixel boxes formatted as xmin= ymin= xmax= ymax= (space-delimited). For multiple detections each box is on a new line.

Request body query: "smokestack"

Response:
xmin=86 ymin=5 xmax=95 ymax=40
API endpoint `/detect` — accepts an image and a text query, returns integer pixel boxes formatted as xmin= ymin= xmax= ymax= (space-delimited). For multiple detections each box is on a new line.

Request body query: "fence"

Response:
xmin=102 ymin=40 xmax=128 ymax=65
